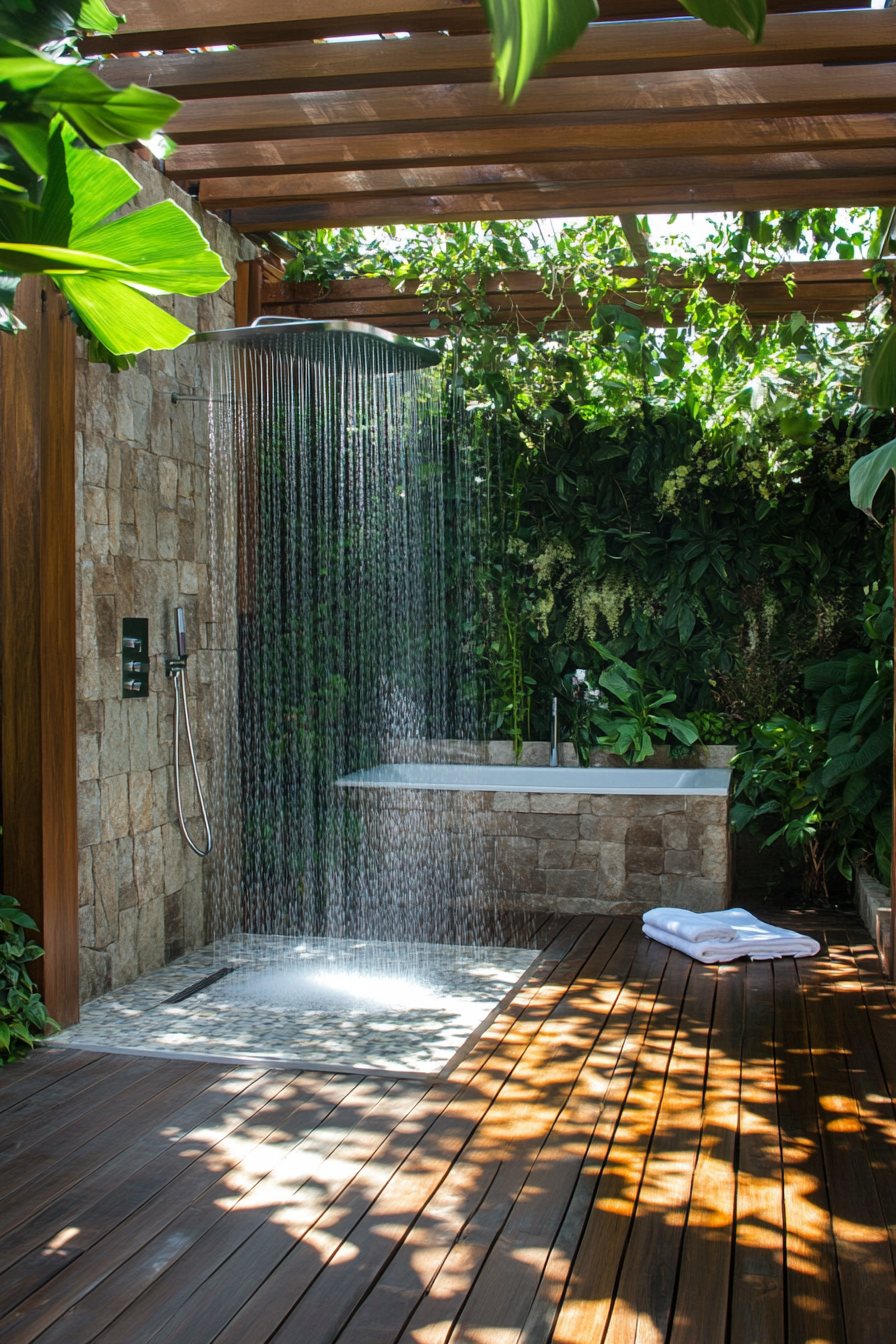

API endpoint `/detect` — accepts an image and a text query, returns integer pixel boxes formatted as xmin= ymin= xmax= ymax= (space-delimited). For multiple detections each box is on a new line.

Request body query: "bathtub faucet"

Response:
xmin=550 ymin=696 xmax=559 ymax=767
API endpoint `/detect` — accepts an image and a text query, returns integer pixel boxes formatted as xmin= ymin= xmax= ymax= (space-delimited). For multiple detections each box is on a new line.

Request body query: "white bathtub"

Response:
xmin=336 ymin=764 xmax=730 ymax=796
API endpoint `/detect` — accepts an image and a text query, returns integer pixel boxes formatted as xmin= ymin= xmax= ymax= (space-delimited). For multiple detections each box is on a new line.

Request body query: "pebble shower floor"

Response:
xmin=53 ymin=937 xmax=538 ymax=1074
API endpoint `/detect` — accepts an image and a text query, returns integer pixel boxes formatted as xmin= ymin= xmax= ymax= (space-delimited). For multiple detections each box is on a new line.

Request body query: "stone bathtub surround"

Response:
xmin=75 ymin=148 xmax=256 ymax=1003
xmin=351 ymin=785 xmax=731 ymax=917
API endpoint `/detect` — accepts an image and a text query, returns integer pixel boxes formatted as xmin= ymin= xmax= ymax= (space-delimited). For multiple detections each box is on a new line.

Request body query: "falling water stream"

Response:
xmin=203 ymin=324 xmax=497 ymax=1013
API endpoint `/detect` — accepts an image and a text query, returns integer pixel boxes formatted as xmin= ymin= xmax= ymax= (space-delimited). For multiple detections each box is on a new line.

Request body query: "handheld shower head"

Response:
xmin=175 ymin=607 xmax=187 ymax=659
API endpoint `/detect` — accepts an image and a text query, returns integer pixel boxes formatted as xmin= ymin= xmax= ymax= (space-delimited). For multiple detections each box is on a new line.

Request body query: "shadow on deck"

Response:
xmin=0 ymin=904 xmax=894 ymax=1344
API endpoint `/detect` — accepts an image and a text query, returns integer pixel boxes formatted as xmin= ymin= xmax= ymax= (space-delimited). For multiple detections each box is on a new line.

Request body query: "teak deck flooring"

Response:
xmin=1 ymin=903 xmax=895 ymax=1344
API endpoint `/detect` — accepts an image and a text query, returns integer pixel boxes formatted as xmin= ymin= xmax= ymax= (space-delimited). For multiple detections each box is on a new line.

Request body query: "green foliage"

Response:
xmin=0 ymin=892 xmax=58 ymax=1065
xmin=586 ymin=644 xmax=699 ymax=764
xmin=731 ymin=590 xmax=893 ymax=897
xmin=0 ymin=0 xmax=119 ymax=49
xmin=0 ymin=116 xmax=228 ymax=352
xmin=287 ymin=210 xmax=889 ymax=755
xmin=481 ymin=0 xmax=597 ymax=104
xmin=481 ymin=0 xmax=766 ymax=103
xmin=678 ymin=0 xmax=765 ymax=43
xmin=849 ymin=434 xmax=896 ymax=519
xmin=860 ymin=325 xmax=896 ymax=411
xmin=0 ymin=14 xmax=228 ymax=356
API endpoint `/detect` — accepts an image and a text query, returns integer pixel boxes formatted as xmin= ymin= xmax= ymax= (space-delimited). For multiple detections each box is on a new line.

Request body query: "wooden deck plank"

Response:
xmin=600 ymin=961 xmax=717 ymax=1344
xmin=0 ymin=1062 xmax=222 ymax=1241
xmin=0 ymin=1057 xmax=207 ymax=1209
xmin=730 ymin=959 xmax=785 ymax=1344
xmin=798 ymin=947 xmax=896 ymax=1343
xmin=188 ymin=922 xmax=614 ymax=1344
xmin=1 ymin=912 xmax=893 ymax=1344
xmin=667 ymin=963 xmax=744 ymax=1344
xmin=0 ymin=1054 xmax=149 ymax=1166
xmin=514 ymin=937 xmax=680 ymax=1344
xmin=548 ymin=942 xmax=693 ymax=1342
xmin=0 ymin=1048 xmax=103 ymax=1109
xmin=774 ymin=957 xmax=845 ymax=1344
xmin=2 ymin=1070 xmax=376 ymax=1344
xmin=331 ymin=920 xmax=641 ymax=1344
xmin=0 ymin=1066 xmax=285 ymax=1309
xmin=81 ymin=1078 xmax=431 ymax=1344
xmin=420 ymin=925 xmax=652 ymax=1344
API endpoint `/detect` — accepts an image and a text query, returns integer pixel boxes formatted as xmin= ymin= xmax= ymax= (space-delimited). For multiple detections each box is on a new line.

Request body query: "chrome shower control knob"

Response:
xmin=123 ymin=638 xmax=142 ymax=650
xmin=124 ymin=679 xmax=142 ymax=692
xmin=125 ymin=661 xmax=143 ymax=673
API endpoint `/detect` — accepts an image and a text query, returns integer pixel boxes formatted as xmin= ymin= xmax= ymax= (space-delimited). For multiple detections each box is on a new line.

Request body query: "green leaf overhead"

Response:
xmin=677 ymin=0 xmax=766 ymax=44
xmin=849 ymin=437 xmax=896 ymax=519
xmin=480 ymin=0 xmax=767 ymax=103
xmin=0 ymin=119 xmax=228 ymax=354
xmin=0 ymin=1 xmax=120 ymax=47
xmin=76 ymin=0 xmax=120 ymax=35
xmin=481 ymin=0 xmax=598 ymax=105
xmin=0 ymin=41 xmax=179 ymax=154
xmin=860 ymin=323 xmax=896 ymax=411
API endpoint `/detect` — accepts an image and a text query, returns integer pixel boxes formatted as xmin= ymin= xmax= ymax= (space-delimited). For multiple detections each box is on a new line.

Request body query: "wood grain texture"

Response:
xmin=81 ymin=0 xmax=862 ymax=55
xmin=166 ymin=63 xmax=896 ymax=148
xmin=166 ymin=113 xmax=896 ymax=181
xmin=197 ymin=146 xmax=896 ymax=209
xmin=101 ymin=11 xmax=896 ymax=101
xmin=1 ymin=907 xmax=894 ymax=1343
xmin=0 ymin=278 xmax=79 ymax=1027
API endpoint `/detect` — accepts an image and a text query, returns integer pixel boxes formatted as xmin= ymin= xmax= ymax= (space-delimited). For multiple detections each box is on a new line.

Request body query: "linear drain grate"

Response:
xmin=160 ymin=966 xmax=235 ymax=1005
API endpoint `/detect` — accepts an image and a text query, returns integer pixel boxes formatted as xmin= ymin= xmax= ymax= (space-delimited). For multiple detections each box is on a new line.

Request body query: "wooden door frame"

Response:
xmin=0 ymin=277 xmax=80 ymax=1027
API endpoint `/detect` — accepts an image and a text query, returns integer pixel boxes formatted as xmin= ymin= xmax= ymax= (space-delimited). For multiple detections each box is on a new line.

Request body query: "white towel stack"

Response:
xmin=642 ymin=906 xmax=820 ymax=963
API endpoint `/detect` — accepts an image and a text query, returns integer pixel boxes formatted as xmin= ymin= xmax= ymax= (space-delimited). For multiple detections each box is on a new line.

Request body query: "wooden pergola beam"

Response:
xmin=100 ymin=11 xmax=896 ymax=102
xmin=258 ymin=259 xmax=891 ymax=330
xmin=166 ymin=63 xmax=896 ymax=148
xmin=231 ymin=173 xmax=896 ymax=228
xmin=166 ymin=113 xmax=896 ymax=182
xmin=197 ymin=147 xmax=896 ymax=211
xmin=82 ymin=0 xmax=862 ymax=55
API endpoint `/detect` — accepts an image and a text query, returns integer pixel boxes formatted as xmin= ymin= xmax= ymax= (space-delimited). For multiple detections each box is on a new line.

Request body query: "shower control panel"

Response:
xmin=122 ymin=618 xmax=149 ymax=698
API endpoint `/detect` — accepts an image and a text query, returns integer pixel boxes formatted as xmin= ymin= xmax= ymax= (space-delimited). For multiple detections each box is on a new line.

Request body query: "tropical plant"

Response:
xmin=0 ymin=892 xmax=57 ymax=1065
xmin=730 ymin=588 xmax=893 ymax=899
xmin=0 ymin=4 xmax=229 ymax=360
xmin=730 ymin=719 xmax=846 ymax=901
xmin=287 ymin=209 xmax=891 ymax=746
xmin=482 ymin=0 xmax=766 ymax=103
xmin=583 ymin=643 xmax=698 ymax=765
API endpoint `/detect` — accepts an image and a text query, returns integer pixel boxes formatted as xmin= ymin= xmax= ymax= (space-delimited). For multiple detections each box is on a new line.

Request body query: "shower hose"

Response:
xmin=172 ymin=665 xmax=213 ymax=857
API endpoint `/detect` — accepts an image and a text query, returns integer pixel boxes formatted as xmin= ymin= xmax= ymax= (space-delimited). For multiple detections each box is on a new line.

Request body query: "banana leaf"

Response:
xmin=481 ymin=0 xmax=597 ymax=104
xmin=0 ymin=118 xmax=227 ymax=353
xmin=481 ymin=0 xmax=766 ymax=104
xmin=0 ymin=41 xmax=178 ymax=154
xmin=0 ymin=1 xmax=119 ymax=46
xmin=860 ymin=324 xmax=896 ymax=411
xmin=849 ymin=436 xmax=896 ymax=520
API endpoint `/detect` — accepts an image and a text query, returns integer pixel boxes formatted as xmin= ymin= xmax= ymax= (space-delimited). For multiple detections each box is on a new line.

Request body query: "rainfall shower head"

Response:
xmin=189 ymin=316 xmax=441 ymax=370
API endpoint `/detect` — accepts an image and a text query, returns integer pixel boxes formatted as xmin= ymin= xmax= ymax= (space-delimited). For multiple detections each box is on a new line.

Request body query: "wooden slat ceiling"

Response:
xmin=259 ymin=260 xmax=892 ymax=334
xmin=90 ymin=3 xmax=896 ymax=229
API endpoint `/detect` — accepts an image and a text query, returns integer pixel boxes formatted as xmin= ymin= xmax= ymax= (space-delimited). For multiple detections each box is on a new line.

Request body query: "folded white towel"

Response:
xmin=642 ymin=907 xmax=738 ymax=943
xmin=642 ymin=907 xmax=820 ymax=964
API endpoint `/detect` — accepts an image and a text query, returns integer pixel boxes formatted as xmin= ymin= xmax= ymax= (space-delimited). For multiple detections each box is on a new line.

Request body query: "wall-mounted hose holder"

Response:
xmin=167 ymin=607 xmax=213 ymax=858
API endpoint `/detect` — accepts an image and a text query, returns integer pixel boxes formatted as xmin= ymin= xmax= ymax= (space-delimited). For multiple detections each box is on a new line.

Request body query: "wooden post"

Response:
xmin=891 ymin=509 xmax=896 ymax=980
xmin=234 ymin=258 xmax=264 ymax=329
xmin=0 ymin=278 xmax=79 ymax=1026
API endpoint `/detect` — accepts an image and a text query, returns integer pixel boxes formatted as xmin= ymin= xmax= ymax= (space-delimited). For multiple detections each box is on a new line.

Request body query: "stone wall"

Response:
xmin=351 ymin=787 xmax=731 ymax=916
xmin=75 ymin=150 xmax=255 ymax=1003
xmin=854 ymin=866 xmax=891 ymax=964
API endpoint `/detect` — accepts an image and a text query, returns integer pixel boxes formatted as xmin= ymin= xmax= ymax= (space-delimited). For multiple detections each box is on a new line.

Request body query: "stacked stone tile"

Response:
xmin=75 ymin=149 xmax=256 ymax=1002
xmin=349 ymin=783 xmax=731 ymax=917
